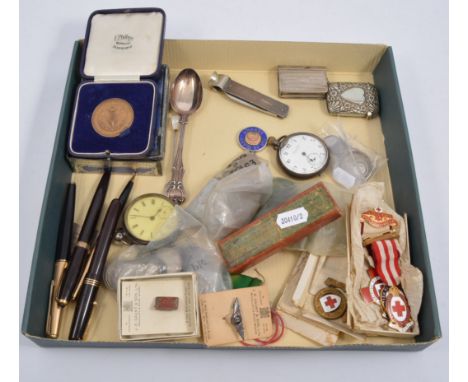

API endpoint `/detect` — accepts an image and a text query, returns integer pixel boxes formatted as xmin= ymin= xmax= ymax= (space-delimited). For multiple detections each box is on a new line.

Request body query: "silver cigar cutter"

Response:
xmin=209 ymin=72 xmax=289 ymax=118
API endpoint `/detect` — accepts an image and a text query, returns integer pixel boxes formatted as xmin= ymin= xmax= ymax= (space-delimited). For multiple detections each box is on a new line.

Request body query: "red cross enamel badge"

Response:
xmin=360 ymin=268 xmax=386 ymax=305
xmin=382 ymin=286 xmax=414 ymax=333
xmin=314 ymin=287 xmax=347 ymax=320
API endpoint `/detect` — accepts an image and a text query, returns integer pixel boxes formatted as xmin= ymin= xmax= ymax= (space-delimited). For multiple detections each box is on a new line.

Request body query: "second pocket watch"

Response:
xmin=114 ymin=193 xmax=178 ymax=245
xmin=268 ymin=132 xmax=329 ymax=179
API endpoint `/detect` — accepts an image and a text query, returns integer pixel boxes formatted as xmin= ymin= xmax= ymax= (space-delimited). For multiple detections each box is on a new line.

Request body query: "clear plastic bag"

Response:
xmin=288 ymin=182 xmax=352 ymax=256
xmin=104 ymin=206 xmax=232 ymax=294
xmin=186 ymin=152 xmax=273 ymax=240
xmin=254 ymin=177 xmax=299 ymax=219
xmin=321 ymin=122 xmax=385 ymax=189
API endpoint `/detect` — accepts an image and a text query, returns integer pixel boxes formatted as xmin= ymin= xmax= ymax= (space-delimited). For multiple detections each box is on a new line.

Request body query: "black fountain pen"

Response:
xmin=57 ymin=168 xmax=111 ymax=307
xmin=46 ymin=183 xmax=76 ymax=338
xmin=69 ymin=175 xmax=134 ymax=340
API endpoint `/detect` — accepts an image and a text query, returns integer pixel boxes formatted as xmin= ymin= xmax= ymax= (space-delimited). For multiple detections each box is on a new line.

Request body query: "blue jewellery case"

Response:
xmin=67 ymin=8 xmax=168 ymax=174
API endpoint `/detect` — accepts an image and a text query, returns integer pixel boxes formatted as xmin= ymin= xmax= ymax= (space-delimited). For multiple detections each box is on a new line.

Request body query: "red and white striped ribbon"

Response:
xmin=368 ymin=239 xmax=402 ymax=286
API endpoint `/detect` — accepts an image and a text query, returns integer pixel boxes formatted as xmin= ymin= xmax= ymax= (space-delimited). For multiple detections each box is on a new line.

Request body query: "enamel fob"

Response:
xmin=268 ymin=132 xmax=329 ymax=179
xmin=238 ymin=126 xmax=268 ymax=151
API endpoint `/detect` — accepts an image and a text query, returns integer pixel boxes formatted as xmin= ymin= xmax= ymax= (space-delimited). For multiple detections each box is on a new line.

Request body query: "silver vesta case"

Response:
xmin=326 ymin=82 xmax=379 ymax=119
xmin=277 ymin=66 xmax=328 ymax=99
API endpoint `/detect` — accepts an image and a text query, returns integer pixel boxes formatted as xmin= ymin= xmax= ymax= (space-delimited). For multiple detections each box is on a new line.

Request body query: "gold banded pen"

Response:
xmin=45 ymin=183 xmax=76 ymax=338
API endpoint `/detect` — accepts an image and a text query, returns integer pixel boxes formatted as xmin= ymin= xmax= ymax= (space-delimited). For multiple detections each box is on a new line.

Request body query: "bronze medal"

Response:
xmin=314 ymin=287 xmax=347 ymax=320
xmin=91 ymin=98 xmax=134 ymax=138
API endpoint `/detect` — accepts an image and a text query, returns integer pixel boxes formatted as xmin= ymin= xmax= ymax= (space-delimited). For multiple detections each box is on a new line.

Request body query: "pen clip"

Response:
xmin=72 ymin=247 xmax=95 ymax=301
xmin=71 ymin=228 xmax=99 ymax=301
xmin=45 ymin=280 xmax=55 ymax=337
xmin=54 ymin=260 xmax=68 ymax=301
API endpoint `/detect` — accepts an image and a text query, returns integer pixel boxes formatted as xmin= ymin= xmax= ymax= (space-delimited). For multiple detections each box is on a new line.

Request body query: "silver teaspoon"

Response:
xmin=165 ymin=69 xmax=203 ymax=205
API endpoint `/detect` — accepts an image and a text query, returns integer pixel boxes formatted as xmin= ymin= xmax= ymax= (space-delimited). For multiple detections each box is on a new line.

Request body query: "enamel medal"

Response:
xmin=360 ymin=268 xmax=386 ymax=305
xmin=382 ymin=286 xmax=414 ymax=333
xmin=361 ymin=207 xmax=399 ymax=230
xmin=314 ymin=278 xmax=347 ymax=320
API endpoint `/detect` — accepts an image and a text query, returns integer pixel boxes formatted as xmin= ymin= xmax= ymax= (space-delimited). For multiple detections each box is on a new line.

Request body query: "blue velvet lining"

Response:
xmin=69 ymin=81 xmax=156 ymax=157
xmin=148 ymin=69 xmax=166 ymax=157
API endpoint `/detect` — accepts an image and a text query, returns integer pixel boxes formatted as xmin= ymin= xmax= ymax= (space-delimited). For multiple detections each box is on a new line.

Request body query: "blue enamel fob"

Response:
xmin=238 ymin=126 xmax=268 ymax=152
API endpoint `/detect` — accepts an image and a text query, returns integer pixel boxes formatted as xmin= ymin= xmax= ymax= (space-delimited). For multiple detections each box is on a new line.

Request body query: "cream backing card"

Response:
xmin=199 ymin=285 xmax=273 ymax=346
xmin=119 ymin=273 xmax=199 ymax=340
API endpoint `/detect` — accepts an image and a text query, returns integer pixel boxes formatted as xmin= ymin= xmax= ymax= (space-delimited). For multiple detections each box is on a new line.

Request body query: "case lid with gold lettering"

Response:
xmin=81 ymin=8 xmax=166 ymax=81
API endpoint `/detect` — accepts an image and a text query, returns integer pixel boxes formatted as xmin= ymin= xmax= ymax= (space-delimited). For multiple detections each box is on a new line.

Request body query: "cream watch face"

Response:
xmin=124 ymin=194 xmax=176 ymax=243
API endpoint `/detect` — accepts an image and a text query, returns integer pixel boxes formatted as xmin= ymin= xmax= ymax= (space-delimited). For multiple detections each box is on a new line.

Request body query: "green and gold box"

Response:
xmin=22 ymin=39 xmax=441 ymax=349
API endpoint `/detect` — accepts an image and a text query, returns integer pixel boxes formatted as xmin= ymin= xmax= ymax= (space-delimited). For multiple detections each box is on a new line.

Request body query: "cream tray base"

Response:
xmin=22 ymin=39 xmax=440 ymax=349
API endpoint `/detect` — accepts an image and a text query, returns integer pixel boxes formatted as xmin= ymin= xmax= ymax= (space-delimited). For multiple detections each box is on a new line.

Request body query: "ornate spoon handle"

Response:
xmin=165 ymin=116 xmax=187 ymax=205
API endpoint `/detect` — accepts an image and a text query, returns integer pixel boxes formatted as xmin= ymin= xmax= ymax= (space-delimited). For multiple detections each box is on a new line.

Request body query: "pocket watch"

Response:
xmin=114 ymin=193 xmax=178 ymax=245
xmin=268 ymin=132 xmax=329 ymax=179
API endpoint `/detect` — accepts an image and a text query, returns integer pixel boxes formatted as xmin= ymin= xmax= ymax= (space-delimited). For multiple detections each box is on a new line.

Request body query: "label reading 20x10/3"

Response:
xmin=276 ymin=207 xmax=308 ymax=229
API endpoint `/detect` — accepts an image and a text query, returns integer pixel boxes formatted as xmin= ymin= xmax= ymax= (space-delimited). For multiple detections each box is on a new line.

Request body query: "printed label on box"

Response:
xmin=276 ymin=207 xmax=308 ymax=229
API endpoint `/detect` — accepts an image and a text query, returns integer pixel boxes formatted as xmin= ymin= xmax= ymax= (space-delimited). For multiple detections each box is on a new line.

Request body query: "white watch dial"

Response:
xmin=278 ymin=134 xmax=328 ymax=176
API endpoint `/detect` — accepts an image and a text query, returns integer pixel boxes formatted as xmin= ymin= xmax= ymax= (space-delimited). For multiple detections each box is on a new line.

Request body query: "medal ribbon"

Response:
xmin=368 ymin=239 xmax=401 ymax=286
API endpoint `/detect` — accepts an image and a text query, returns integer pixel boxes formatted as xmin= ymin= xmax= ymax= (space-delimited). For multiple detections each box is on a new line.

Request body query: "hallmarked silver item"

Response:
xmin=165 ymin=69 xmax=203 ymax=205
xmin=326 ymin=82 xmax=379 ymax=119
xmin=209 ymin=72 xmax=289 ymax=118
xmin=278 ymin=66 xmax=328 ymax=98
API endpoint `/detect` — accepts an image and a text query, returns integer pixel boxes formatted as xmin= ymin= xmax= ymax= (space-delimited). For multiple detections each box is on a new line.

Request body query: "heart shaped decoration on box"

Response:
xmin=341 ymin=87 xmax=365 ymax=104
